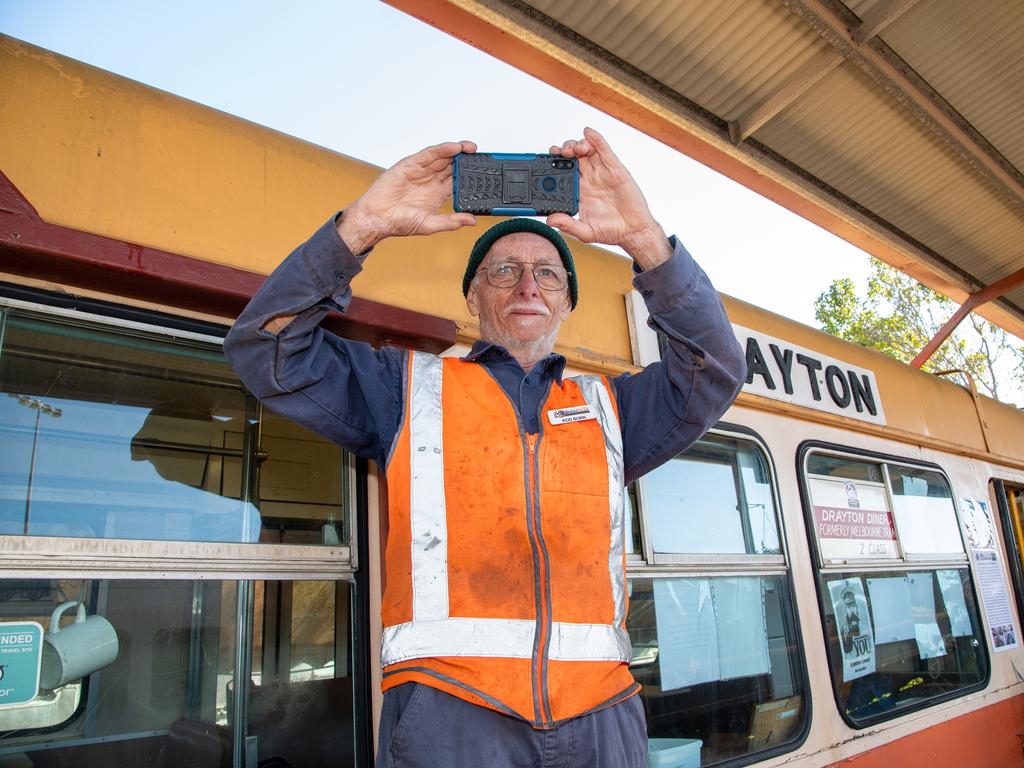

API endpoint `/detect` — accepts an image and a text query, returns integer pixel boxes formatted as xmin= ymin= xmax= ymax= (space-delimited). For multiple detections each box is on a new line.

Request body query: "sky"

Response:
xmin=1 ymin=1 xmax=1019 ymax=401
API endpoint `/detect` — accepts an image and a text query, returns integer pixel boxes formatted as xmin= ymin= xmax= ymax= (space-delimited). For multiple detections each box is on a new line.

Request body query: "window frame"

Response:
xmin=992 ymin=478 xmax=1024 ymax=634
xmin=0 ymin=296 xmax=360 ymax=581
xmin=632 ymin=424 xmax=788 ymax=570
xmin=797 ymin=440 xmax=991 ymax=729
xmin=626 ymin=423 xmax=812 ymax=767
xmin=0 ymin=290 xmax=375 ymax=765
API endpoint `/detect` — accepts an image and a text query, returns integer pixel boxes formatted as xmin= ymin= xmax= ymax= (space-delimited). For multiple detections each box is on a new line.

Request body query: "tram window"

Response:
xmin=993 ymin=481 xmax=1024 ymax=629
xmin=0 ymin=577 xmax=357 ymax=768
xmin=628 ymin=431 xmax=806 ymax=764
xmin=639 ymin=434 xmax=781 ymax=557
xmin=820 ymin=569 xmax=986 ymax=726
xmin=803 ymin=448 xmax=990 ymax=726
xmin=888 ymin=466 xmax=964 ymax=558
xmin=627 ymin=576 xmax=806 ymax=764
xmin=0 ymin=312 xmax=349 ymax=548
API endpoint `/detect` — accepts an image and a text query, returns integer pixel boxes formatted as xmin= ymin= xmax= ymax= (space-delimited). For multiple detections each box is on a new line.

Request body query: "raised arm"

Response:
xmin=223 ymin=141 xmax=478 ymax=466
xmin=545 ymin=128 xmax=746 ymax=483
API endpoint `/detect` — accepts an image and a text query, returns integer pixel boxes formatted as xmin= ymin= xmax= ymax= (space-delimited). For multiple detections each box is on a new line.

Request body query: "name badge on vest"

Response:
xmin=547 ymin=405 xmax=597 ymax=426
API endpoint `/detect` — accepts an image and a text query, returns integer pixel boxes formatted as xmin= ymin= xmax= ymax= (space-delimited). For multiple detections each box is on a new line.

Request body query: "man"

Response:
xmin=841 ymin=588 xmax=861 ymax=655
xmin=225 ymin=128 xmax=745 ymax=767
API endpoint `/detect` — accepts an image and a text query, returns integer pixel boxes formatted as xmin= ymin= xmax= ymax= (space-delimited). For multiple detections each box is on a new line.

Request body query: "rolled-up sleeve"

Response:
xmin=223 ymin=216 xmax=405 ymax=466
xmin=613 ymin=237 xmax=746 ymax=484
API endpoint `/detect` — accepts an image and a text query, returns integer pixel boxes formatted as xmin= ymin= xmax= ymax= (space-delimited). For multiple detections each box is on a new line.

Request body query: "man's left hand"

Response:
xmin=546 ymin=127 xmax=672 ymax=270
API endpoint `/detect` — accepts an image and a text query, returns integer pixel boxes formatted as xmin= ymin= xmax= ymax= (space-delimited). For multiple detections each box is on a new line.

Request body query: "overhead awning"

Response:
xmin=388 ymin=0 xmax=1024 ymax=343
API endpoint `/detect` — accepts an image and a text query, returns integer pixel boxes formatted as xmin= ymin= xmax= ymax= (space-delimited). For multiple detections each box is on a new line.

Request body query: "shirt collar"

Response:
xmin=463 ymin=340 xmax=567 ymax=382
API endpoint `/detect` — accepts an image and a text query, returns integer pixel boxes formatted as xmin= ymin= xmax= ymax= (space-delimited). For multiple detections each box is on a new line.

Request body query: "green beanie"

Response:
xmin=462 ymin=218 xmax=578 ymax=309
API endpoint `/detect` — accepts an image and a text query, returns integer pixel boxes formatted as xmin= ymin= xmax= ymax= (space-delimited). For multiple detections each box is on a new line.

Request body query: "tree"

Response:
xmin=815 ymin=260 xmax=1024 ymax=405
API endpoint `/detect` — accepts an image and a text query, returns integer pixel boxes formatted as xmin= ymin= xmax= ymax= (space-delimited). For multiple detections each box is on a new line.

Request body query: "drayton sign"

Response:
xmin=734 ymin=325 xmax=886 ymax=426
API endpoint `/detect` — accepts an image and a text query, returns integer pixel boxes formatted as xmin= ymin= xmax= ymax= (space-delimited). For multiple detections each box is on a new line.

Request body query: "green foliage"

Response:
xmin=815 ymin=260 xmax=1023 ymax=403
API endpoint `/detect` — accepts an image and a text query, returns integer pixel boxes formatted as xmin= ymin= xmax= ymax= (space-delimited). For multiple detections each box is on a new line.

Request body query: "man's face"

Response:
xmin=466 ymin=232 xmax=572 ymax=354
xmin=843 ymin=593 xmax=859 ymax=629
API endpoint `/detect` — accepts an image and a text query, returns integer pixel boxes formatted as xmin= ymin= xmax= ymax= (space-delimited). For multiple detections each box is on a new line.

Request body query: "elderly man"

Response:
xmin=224 ymin=128 xmax=745 ymax=768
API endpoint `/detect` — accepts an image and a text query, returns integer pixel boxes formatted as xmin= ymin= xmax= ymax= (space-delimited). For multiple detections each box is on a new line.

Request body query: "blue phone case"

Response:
xmin=453 ymin=153 xmax=579 ymax=216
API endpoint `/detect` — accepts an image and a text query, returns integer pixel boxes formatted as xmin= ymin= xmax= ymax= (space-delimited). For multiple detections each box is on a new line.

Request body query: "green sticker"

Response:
xmin=0 ymin=621 xmax=43 ymax=706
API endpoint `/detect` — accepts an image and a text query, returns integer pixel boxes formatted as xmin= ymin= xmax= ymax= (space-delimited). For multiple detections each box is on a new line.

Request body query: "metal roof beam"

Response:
xmin=730 ymin=0 xmax=923 ymax=144
xmin=779 ymin=0 xmax=1024 ymax=213
xmin=912 ymin=264 xmax=1024 ymax=368
xmin=853 ymin=0 xmax=922 ymax=43
xmin=730 ymin=49 xmax=843 ymax=144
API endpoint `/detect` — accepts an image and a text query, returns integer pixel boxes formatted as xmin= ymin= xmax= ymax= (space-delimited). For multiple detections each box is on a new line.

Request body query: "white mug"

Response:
xmin=39 ymin=601 xmax=119 ymax=690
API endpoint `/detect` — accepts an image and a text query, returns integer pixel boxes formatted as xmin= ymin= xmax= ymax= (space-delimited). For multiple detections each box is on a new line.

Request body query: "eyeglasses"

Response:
xmin=477 ymin=261 xmax=568 ymax=291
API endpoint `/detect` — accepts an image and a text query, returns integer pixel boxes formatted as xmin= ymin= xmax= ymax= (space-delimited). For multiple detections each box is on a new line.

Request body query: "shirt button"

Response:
xmin=335 ymin=271 xmax=345 ymax=282
xmin=642 ymin=289 xmax=653 ymax=298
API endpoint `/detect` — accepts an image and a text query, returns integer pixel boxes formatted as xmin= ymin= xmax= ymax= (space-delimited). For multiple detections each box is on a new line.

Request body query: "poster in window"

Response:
xmin=865 ymin=576 xmax=914 ymax=642
xmin=961 ymin=498 xmax=1019 ymax=652
xmin=936 ymin=569 xmax=973 ymax=637
xmin=827 ymin=578 xmax=875 ymax=681
xmin=914 ymin=622 xmax=947 ymax=659
xmin=909 ymin=572 xmax=945 ymax=658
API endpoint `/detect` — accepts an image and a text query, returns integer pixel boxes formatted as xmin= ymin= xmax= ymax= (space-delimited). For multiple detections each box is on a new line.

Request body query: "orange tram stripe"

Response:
xmin=827 ymin=694 xmax=1024 ymax=767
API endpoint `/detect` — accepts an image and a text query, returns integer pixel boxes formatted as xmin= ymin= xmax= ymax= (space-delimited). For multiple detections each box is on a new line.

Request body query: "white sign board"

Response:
xmin=809 ymin=477 xmax=898 ymax=561
xmin=625 ymin=298 xmax=887 ymax=428
xmin=735 ymin=326 xmax=886 ymax=425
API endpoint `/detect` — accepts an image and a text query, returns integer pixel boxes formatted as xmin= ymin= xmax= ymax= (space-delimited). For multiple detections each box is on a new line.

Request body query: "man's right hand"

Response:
xmin=337 ymin=140 xmax=478 ymax=255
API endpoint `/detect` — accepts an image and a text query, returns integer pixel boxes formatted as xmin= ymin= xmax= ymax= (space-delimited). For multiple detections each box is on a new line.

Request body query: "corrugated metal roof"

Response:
xmin=389 ymin=0 xmax=1024 ymax=339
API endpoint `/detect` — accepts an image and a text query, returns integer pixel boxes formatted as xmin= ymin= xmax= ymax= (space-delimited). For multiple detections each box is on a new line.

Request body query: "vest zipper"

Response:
xmin=524 ymin=431 xmax=552 ymax=726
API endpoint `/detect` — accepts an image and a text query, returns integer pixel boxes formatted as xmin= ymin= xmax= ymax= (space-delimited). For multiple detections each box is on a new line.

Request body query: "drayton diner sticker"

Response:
xmin=734 ymin=325 xmax=887 ymax=426
xmin=0 ymin=621 xmax=43 ymax=705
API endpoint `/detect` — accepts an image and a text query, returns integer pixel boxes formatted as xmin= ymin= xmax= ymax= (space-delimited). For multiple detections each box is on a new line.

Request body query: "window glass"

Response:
xmin=628 ymin=576 xmax=805 ymax=765
xmin=820 ymin=569 xmax=986 ymax=725
xmin=807 ymin=454 xmax=882 ymax=483
xmin=887 ymin=466 xmax=963 ymax=557
xmin=0 ymin=314 xmax=346 ymax=546
xmin=640 ymin=435 xmax=780 ymax=556
xmin=624 ymin=483 xmax=641 ymax=556
xmin=0 ymin=578 xmax=356 ymax=768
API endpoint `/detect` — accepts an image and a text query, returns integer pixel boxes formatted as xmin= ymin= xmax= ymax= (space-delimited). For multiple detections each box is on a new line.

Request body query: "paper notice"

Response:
xmin=828 ymin=578 xmax=875 ymax=681
xmin=961 ymin=498 xmax=1018 ymax=653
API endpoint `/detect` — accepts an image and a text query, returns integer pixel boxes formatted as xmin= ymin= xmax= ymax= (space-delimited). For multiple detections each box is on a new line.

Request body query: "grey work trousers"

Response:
xmin=375 ymin=683 xmax=648 ymax=768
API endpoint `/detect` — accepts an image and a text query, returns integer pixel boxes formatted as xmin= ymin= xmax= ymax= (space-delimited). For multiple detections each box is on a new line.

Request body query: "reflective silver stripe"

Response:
xmin=409 ymin=352 xmax=448 ymax=621
xmin=550 ymin=622 xmax=632 ymax=662
xmin=381 ymin=618 xmax=629 ymax=665
xmin=573 ymin=376 xmax=628 ymax=632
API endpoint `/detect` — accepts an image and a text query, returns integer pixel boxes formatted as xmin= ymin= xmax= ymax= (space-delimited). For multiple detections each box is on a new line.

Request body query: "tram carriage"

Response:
xmin=1 ymin=35 xmax=1022 ymax=768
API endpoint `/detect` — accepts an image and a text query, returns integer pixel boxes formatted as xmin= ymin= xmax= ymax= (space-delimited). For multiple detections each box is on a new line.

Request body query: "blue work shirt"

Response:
xmin=224 ymin=216 xmax=745 ymax=485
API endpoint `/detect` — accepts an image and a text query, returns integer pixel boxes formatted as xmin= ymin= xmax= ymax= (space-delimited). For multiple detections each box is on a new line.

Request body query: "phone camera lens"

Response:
xmin=564 ymin=160 xmax=575 ymax=169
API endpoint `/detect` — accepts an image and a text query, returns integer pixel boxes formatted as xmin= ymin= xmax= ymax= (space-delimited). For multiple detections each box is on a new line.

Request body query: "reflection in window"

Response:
xmin=0 ymin=313 xmax=346 ymax=546
xmin=0 ymin=579 xmax=88 ymax=732
xmin=806 ymin=455 xmax=882 ymax=483
xmin=0 ymin=578 xmax=356 ymax=768
xmin=628 ymin=576 xmax=805 ymax=765
xmin=640 ymin=435 xmax=780 ymax=556
xmin=821 ymin=569 xmax=986 ymax=724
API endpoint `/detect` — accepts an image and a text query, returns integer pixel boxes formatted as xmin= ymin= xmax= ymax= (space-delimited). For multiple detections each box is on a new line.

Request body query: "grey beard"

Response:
xmin=478 ymin=316 xmax=559 ymax=369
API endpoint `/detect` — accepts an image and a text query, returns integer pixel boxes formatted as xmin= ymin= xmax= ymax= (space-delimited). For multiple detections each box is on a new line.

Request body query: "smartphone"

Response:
xmin=453 ymin=153 xmax=579 ymax=216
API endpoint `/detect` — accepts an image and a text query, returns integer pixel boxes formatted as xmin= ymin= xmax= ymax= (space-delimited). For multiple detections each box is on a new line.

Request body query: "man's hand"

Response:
xmin=337 ymin=140 xmax=479 ymax=254
xmin=546 ymin=128 xmax=671 ymax=271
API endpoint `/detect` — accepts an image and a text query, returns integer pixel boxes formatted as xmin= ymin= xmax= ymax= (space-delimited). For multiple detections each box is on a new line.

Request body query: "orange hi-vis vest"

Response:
xmin=380 ymin=352 xmax=637 ymax=728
